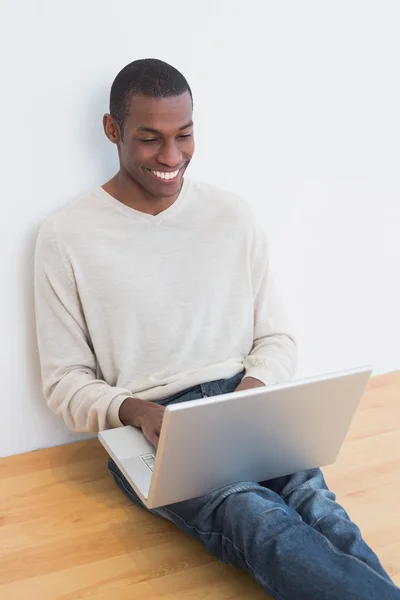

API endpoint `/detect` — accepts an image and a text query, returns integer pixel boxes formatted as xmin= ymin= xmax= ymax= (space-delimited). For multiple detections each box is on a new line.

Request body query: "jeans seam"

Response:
xmin=314 ymin=520 xmax=397 ymax=587
xmin=280 ymin=483 xmax=315 ymax=500
xmin=159 ymin=505 xmax=285 ymax=600
xmin=311 ymin=513 xmax=335 ymax=530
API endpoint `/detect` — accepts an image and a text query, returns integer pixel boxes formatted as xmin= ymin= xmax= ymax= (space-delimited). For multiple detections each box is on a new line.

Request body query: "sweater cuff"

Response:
xmin=106 ymin=393 xmax=132 ymax=429
xmin=244 ymin=366 xmax=280 ymax=387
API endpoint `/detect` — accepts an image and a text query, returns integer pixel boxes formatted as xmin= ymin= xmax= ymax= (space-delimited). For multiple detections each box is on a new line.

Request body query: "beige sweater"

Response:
xmin=35 ymin=179 xmax=297 ymax=434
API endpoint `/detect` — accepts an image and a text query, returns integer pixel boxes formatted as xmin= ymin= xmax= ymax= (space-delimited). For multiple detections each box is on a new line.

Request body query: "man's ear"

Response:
xmin=103 ymin=114 xmax=121 ymax=145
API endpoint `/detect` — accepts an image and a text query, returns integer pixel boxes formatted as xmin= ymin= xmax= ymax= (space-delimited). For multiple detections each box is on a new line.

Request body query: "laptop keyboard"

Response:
xmin=141 ymin=453 xmax=156 ymax=471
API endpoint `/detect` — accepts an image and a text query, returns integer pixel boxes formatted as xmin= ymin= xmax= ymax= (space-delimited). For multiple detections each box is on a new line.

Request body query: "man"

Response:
xmin=35 ymin=58 xmax=399 ymax=599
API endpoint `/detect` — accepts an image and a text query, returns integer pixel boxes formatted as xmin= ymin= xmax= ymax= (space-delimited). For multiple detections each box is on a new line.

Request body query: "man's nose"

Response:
xmin=156 ymin=141 xmax=182 ymax=167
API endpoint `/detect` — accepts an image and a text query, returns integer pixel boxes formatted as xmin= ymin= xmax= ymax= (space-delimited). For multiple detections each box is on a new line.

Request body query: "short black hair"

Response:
xmin=109 ymin=58 xmax=192 ymax=133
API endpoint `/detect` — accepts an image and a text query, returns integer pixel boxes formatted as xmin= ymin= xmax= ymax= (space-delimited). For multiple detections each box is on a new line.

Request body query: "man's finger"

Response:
xmin=149 ymin=430 xmax=159 ymax=448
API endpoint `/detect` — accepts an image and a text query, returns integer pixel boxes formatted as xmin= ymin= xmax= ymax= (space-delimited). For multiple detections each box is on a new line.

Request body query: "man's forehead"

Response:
xmin=127 ymin=93 xmax=193 ymax=130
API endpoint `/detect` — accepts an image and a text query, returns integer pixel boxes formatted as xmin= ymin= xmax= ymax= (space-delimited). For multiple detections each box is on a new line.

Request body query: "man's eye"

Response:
xmin=140 ymin=139 xmax=158 ymax=143
xmin=179 ymin=134 xmax=192 ymax=139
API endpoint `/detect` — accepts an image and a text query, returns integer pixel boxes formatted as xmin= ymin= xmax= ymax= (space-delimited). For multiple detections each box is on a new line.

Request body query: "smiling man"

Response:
xmin=102 ymin=83 xmax=194 ymax=216
xmin=35 ymin=59 xmax=400 ymax=600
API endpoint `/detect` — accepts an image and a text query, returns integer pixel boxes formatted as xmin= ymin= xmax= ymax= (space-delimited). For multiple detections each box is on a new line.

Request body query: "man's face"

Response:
xmin=105 ymin=92 xmax=194 ymax=199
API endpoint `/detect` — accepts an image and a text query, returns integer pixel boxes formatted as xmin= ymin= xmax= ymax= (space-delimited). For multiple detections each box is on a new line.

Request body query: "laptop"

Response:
xmin=99 ymin=365 xmax=372 ymax=509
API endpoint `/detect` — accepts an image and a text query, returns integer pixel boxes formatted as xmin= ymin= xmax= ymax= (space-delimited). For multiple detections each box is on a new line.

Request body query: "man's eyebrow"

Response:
xmin=179 ymin=120 xmax=193 ymax=131
xmin=136 ymin=126 xmax=161 ymax=134
xmin=136 ymin=121 xmax=193 ymax=135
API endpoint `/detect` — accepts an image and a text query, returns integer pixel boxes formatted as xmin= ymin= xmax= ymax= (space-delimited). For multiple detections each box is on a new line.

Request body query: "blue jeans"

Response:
xmin=108 ymin=372 xmax=399 ymax=600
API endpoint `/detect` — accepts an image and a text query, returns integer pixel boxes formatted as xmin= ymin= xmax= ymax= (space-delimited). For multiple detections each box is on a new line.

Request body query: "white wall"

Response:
xmin=1 ymin=0 xmax=399 ymax=457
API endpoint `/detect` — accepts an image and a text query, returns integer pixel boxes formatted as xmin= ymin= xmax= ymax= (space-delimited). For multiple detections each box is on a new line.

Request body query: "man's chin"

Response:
xmin=144 ymin=169 xmax=185 ymax=197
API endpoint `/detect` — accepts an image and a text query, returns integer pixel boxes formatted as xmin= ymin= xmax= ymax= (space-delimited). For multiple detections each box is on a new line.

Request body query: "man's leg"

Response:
xmin=107 ymin=373 xmax=399 ymax=599
xmin=262 ymin=468 xmax=392 ymax=581
xmin=218 ymin=373 xmax=392 ymax=581
xmin=108 ymin=458 xmax=400 ymax=600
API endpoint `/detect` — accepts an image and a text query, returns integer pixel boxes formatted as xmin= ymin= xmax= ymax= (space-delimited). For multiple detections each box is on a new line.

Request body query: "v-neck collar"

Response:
xmin=95 ymin=178 xmax=190 ymax=225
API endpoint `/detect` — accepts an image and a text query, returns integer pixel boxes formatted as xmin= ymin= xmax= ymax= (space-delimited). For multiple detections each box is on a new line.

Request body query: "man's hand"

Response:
xmin=119 ymin=397 xmax=165 ymax=447
xmin=235 ymin=376 xmax=265 ymax=392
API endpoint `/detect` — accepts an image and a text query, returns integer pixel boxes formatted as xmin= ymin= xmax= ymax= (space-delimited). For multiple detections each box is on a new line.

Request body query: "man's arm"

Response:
xmin=35 ymin=220 xmax=136 ymax=433
xmin=235 ymin=376 xmax=265 ymax=392
xmin=239 ymin=219 xmax=298 ymax=389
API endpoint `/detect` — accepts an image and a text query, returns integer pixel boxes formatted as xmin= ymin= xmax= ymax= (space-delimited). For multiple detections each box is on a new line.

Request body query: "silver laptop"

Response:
xmin=99 ymin=365 xmax=372 ymax=509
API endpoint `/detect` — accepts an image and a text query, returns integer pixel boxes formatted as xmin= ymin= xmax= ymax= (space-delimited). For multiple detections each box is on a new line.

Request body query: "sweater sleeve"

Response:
xmin=34 ymin=221 xmax=132 ymax=433
xmin=243 ymin=220 xmax=298 ymax=385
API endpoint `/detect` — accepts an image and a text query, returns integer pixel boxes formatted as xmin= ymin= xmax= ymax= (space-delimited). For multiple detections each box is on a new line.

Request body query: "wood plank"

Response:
xmin=0 ymin=371 xmax=399 ymax=598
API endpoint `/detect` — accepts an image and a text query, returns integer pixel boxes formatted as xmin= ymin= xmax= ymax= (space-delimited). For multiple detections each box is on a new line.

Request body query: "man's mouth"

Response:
xmin=147 ymin=168 xmax=181 ymax=182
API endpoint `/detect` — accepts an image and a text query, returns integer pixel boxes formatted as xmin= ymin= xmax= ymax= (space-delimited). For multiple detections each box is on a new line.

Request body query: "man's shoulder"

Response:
xmin=189 ymin=179 xmax=255 ymax=223
xmin=37 ymin=187 xmax=103 ymax=246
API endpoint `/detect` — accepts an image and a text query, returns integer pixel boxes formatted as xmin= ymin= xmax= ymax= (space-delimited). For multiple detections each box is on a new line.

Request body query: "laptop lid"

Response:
xmin=147 ymin=366 xmax=372 ymax=508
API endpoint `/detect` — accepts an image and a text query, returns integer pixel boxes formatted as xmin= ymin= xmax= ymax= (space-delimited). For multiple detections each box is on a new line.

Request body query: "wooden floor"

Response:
xmin=1 ymin=372 xmax=399 ymax=600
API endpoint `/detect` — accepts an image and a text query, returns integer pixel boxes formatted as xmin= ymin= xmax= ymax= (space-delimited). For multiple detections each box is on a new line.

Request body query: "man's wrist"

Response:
xmin=119 ymin=397 xmax=146 ymax=427
xmin=235 ymin=376 xmax=265 ymax=392
xmin=243 ymin=376 xmax=265 ymax=387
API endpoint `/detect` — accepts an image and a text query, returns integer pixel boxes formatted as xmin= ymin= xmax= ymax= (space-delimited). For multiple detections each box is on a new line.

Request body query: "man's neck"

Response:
xmin=102 ymin=171 xmax=181 ymax=216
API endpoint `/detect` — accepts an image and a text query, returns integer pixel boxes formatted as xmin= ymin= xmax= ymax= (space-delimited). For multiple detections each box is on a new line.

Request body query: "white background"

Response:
xmin=1 ymin=0 xmax=399 ymax=457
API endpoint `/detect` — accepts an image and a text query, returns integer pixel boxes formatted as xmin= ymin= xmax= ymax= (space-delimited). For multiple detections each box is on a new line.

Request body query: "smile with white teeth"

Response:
xmin=150 ymin=168 xmax=180 ymax=181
